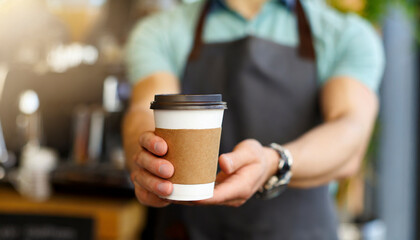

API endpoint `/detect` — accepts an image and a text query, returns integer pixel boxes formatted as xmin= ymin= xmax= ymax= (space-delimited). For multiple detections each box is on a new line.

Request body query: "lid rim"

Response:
xmin=150 ymin=94 xmax=227 ymax=110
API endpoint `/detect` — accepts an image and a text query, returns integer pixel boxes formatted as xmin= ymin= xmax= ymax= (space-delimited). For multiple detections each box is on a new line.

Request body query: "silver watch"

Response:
xmin=256 ymin=143 xmax=293 ymax=200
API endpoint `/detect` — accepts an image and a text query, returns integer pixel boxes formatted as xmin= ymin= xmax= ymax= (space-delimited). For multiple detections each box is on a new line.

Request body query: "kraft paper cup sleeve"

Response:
xmin=155 ymin=128 xmax=221 ymax=184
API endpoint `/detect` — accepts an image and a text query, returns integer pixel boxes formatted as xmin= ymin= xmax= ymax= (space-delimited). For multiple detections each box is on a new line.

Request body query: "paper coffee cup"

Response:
xmin=150 ymin=94 xmax=227 ymax=201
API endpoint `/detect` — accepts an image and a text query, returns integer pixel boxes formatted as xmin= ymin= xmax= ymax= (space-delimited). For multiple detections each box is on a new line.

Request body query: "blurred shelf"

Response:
xmin=51 ymin=162 xmax=134 ymax=198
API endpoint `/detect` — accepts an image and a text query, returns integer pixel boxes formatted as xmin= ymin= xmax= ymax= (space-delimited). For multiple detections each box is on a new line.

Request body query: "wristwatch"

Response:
xmin=256 ymin=143 xmax=293 ymax=200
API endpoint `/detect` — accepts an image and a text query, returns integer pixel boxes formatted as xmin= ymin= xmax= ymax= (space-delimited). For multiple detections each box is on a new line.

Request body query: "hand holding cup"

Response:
xmin=132 ymin=94 xmax=226 ymax=205
xmin=131 ymin=132 xmax=174 ymax=207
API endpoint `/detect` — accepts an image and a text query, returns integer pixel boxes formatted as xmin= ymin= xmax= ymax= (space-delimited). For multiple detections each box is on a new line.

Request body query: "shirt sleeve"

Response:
xmin=328 ymin=16 xmax=385 ymax=92
xmin=125 ymin=14 xmax=176 ymax=85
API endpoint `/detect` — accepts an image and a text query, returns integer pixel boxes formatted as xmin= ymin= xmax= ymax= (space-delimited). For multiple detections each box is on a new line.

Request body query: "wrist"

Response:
xmin=263 ymin=147 xmax=280 ymax=181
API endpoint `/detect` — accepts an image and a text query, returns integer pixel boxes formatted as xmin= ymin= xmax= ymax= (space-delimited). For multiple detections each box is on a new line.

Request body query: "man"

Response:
xmin=124 ymin=0 xmax=385 ymax=239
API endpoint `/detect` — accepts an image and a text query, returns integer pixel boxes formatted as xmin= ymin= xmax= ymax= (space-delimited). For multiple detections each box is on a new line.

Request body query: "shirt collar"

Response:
xmin=281 ymin=0 xmax=296 ymax=10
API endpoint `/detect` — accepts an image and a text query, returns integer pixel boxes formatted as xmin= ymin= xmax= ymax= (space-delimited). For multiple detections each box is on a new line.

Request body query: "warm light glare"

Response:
xmin=19 ymin=90 xmax=40 ymax=115
xmin=46 ymin=43 xmax=98 ymax=72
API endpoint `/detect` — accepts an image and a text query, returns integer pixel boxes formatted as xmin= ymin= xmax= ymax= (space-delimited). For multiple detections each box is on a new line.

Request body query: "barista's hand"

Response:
xmin=130 ymin=131 xmax=174 ymax=207
xmin=197 ymin=139 xmax=278 ymax=207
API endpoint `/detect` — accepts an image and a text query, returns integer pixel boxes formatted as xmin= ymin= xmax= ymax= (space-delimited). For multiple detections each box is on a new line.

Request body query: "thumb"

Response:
xmin=219 ymin=149 xmax=253 ymax=175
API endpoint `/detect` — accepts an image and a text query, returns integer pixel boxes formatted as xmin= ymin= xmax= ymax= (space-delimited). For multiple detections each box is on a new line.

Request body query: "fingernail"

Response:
xmin=157 ymin=183 xmax=169 ymax=195
xmin=154 ymin=142 xmax=165 ymax=154
xmin=159 ymin=164 xmax=172 ymax=177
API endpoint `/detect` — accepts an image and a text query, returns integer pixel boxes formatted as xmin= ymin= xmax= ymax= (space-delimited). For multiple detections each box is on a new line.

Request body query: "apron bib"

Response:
xmin=151 ymin=1 xmax=338 ymax=239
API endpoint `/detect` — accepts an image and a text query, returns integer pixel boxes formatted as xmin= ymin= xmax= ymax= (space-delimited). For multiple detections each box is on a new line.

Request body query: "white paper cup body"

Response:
xmin=154 ymin=109 xmax=224 ymax=201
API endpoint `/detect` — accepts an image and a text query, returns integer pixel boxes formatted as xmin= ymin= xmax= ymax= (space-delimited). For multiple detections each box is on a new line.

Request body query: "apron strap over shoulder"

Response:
xmin=187 ymin=0 xmax=316 ymax=62
xmin=296 ymin=0 xmax=316 ymax=60
xmin=187 ymin=0 xmax=212 ymax=61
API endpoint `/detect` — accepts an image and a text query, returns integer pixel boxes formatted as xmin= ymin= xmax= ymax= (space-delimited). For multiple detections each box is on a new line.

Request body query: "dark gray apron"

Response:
xmin=150 ymin=1 xmax=338 ymax=239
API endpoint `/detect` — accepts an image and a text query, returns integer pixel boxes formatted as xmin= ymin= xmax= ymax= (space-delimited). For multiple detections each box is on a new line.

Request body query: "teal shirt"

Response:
xmin=125 ymin=0 xmax=385 ymax=92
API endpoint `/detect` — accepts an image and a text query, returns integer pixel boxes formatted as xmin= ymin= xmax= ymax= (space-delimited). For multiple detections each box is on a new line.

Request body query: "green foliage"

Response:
xmin=327 ymin=0 xmax=419 ymax=24
xmin=362 ymin=0 xmax=389 ymax=23
xmin=328 ymin=0 xmax=420 ymax=42
xmin=402 ymin=0 xmax=420 ymax=41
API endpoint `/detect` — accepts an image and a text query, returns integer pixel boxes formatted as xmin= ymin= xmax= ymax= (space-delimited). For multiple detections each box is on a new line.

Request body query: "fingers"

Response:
xmin=132 ymin=168 xmax=173 ymax=197
xmin=135 ymin=150 xmax=174 ymax=179
xmin=219 ymin=139 xmax=262 ymax=174
xmin=131 ymin=161 xmax=174 ymax=207
xmin=134 ymin=186 xmax=171 ymax=208
xmin=132 ymin=131 xmax=173 ymax=208
xmin=171 ymin=172 xmax=248 ymax=207
xmin=131 ymin=170 xmax=172 ymax=207
xmin=195 ymin=139 xmax=264 ymax=206
xmin=139 ymin=131 xmax=168 ymax=156
xmin=197 ymin=172 xmax=253 ymax=206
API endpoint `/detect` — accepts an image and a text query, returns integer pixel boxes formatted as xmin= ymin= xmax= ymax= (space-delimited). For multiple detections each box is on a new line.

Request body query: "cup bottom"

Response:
xmin=163 ymin=182 xmax=215 ymax=201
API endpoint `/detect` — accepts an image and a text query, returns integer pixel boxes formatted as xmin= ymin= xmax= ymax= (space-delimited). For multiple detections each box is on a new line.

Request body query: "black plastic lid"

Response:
xmin=150 ymin=94 xmax=227 ymax=110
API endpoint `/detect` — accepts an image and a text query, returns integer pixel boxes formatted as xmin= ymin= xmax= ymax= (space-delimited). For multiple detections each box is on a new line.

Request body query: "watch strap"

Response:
xmin=256 ymin=143 xmax=293 ymax=199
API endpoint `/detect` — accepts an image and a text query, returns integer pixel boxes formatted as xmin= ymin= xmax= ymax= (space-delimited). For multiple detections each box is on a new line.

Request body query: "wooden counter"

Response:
xmin=0 ymin=187 xmax=146 ymax=240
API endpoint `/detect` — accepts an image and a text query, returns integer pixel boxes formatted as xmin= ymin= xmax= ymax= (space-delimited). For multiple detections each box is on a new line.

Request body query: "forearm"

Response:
xmin=122 ymin=72 xmax=180 ymax=170
xmin=123 ymin=108 xmax=154 ymax=170
xmin=286 ymin=115 xmax=372 ymax=187
xmin=284 ymin=77 xmax=378 ymax=188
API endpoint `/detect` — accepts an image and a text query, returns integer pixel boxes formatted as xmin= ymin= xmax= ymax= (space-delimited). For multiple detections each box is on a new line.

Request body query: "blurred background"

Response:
xmin=0 ymin=0 xmax=418 ymax=239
